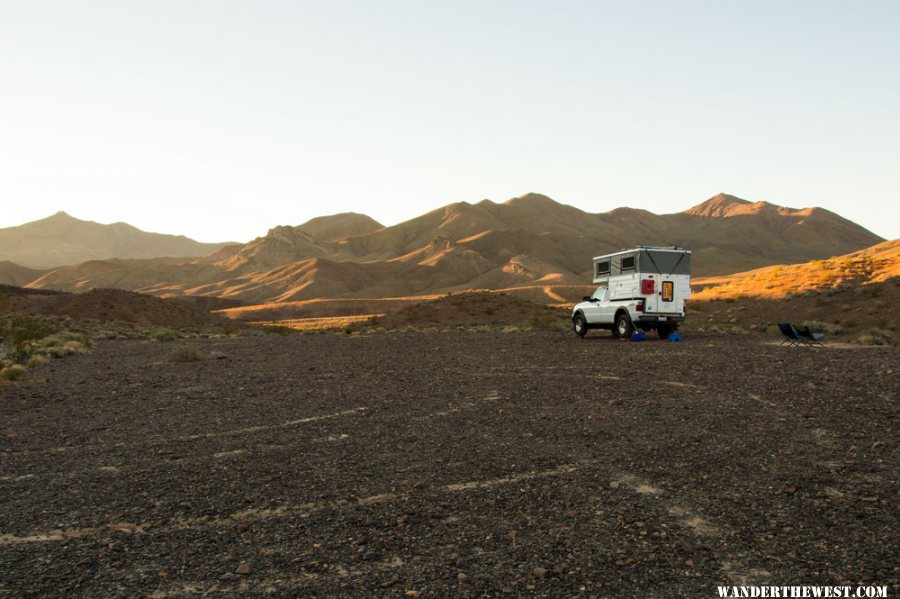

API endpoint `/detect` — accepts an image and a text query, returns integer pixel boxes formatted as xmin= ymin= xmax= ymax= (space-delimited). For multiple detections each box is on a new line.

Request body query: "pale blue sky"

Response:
xmin=1 ymin=0 xmax=897 ymax=242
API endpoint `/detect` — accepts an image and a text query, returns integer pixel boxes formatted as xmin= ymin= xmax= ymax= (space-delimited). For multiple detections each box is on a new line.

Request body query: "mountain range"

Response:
xmin=0 ymin=211 xmax=234 ymax=269
xmin=0 ymin=193 xmax=885 ymax=305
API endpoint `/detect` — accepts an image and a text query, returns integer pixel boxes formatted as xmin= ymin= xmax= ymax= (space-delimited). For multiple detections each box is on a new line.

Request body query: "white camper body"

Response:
xmin=572 ymin=246 xmax=692 ymax=338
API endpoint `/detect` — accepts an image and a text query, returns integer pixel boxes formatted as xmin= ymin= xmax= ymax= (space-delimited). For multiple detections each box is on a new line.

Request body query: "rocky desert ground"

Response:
xmin=1 ymin=331 xmax=897 ymax=598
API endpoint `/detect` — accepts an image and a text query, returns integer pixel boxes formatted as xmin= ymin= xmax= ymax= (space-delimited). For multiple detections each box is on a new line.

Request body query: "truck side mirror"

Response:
xmin=582 ymin=296 xmax=592 ymax=302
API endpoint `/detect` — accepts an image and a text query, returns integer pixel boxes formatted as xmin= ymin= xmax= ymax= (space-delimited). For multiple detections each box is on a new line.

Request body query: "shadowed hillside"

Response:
xmin=0 ymin=285 xmax=227 ymax=327
xmin=7 ymin=193 xmax=884 ymax=303
xmin=0 ymin=261 xmax=46 ymax=287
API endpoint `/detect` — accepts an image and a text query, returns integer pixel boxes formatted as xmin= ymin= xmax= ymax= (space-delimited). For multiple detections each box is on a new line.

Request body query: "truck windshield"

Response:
xmin=641 ymin=251 xmax=691 ymax=275
xmin=592 ymin=287 xmax=606 ymax=300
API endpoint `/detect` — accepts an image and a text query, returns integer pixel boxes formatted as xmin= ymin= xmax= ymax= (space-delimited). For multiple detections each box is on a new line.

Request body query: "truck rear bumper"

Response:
xmin=638 ymin=315 xmax=685 ymax=323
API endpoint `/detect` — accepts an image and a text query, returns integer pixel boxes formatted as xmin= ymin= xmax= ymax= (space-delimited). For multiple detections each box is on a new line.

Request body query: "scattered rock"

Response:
xmin=235 ymin=563 xmax=252 ymax=575
xmin=532 ymin=567 xmax=547 ymax=579
xmin=457 ymin=572 xmax=468 ymax=582
xmin=210 ymin=350 xmax=229 ymax=360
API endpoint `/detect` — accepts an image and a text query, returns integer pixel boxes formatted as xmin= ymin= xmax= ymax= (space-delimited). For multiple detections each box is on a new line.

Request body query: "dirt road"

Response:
xmin=1 ymin=332 xmax=897 ymax=597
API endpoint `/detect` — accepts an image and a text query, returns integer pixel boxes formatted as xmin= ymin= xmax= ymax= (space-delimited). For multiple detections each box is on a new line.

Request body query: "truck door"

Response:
xmin=583 ymin=287 xmax=607 ymax=323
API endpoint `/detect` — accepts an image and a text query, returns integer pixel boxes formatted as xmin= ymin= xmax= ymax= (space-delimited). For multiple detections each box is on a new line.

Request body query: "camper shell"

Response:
xmin=572 ymin=246 xmax=692 ymax=338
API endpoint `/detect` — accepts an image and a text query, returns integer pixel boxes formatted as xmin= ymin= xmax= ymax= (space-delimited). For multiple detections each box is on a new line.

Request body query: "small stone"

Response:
xmin=784 ymin=485 xmax=798 ymax=495
xmin=457 ymin=572 xmax=468 ymax=582
xmin=210 ymin=350 xmax=228 ymax=359
xmin=381 ymin=575 xmax=399 ymax=587
xmin=532 ymin=567 xmax=547 ymax=579
xmin=405 ymin=592 xmax=422 ymax=598
xmin=686 ymin=559 xmax=695 ymax=568
xmin=235 ymin=563 xmax=252 ymax=575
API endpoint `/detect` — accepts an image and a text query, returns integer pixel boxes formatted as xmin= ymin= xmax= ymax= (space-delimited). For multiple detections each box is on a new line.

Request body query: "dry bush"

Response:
xmin=148 ymin=328 xmax=180 ymax=342
xmin=857 ymin=328 xmax=898 ymax=346
xmin=1 ymin=364 xmax=27 ymax=381
xmin=27 ymin=354 xmax=49 ymax=367
xmin=0 ymin=314 xmax=56 ymax=363
xmin=168 ymin=344 xmax=201 ymax=363
xmin=526 ymin=313 xmax=568 ymax=332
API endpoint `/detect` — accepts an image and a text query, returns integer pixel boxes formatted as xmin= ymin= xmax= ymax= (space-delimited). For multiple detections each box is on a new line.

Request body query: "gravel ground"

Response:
xmin=0 ymin=332 xmax=897 ymax=598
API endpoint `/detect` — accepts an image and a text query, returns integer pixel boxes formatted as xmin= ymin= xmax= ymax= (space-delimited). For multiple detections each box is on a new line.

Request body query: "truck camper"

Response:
xmin=572 ymin=246 xmax=691 ymax=338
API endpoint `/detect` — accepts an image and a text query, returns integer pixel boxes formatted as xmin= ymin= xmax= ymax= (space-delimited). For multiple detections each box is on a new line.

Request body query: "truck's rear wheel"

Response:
xmin=613 ymin=312 xmax=634 ymax=338
xmin=572 ymin=313 xmax=588 ymax=337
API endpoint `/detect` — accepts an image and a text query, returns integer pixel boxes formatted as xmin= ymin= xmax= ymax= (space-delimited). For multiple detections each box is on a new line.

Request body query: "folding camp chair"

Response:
xmin=794 ymin=325 xmax=826 ymax=347
xmin=778 ymin=323 xmax=806 ymax=347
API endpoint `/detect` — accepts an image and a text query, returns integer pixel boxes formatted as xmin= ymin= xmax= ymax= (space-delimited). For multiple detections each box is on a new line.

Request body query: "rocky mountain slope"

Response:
xmin=3 ymin=193 xmax=885 ymax=303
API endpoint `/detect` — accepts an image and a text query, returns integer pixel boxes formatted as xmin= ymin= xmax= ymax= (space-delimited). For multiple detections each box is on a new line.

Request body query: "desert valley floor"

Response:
xmin=1 ymin=332 xmax=897 ymax=597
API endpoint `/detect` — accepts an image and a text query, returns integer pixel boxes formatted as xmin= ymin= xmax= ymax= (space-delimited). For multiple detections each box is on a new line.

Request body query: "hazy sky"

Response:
xmin=2 ymin=0 xmax=898 ymax=242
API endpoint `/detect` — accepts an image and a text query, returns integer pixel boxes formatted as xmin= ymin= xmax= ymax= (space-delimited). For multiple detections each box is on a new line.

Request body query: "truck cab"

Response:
xmin=572 ymin=246 xmax=691 ymax=338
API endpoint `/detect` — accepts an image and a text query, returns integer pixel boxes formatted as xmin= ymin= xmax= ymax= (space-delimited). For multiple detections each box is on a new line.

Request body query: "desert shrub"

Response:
xmin=27 ymin=354 xmax=49 ymax=367
xmin=148 ymin=328 xmax=179 ymax=342
xmin=168 ymin=344 xmax=201 ymax=363
xmin=221 ymin=321 xmax=241 ymax=335
xmin=526 ymin=313 xmax=567 ymax=331
xmin=43 ymin=344 xmax=78 ymax=359
xmin=263 ymin=325 xmax=293 ymax=336
xmin=857 ymin=328 xmax=898 ymax=346
xmin=1 ymin=364 xmax=27 ymax=381
xmin=38 ymin=331 xmax=92 ymax=349
xmin=801 ymin=321 xmax=843 ymax=336
xmin=0 ymin=315 xmax=57 ymax=363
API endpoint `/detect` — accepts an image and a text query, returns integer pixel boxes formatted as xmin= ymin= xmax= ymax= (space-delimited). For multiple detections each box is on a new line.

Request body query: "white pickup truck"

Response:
xmin=572 ymin=246 xmax=691 ymax=338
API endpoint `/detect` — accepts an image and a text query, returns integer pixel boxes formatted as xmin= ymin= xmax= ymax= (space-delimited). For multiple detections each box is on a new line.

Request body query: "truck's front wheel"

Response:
xmin=573 ymin=313 xmax=588 ymax=337
xmin=613 ymin=312 xmax=634 ymax=338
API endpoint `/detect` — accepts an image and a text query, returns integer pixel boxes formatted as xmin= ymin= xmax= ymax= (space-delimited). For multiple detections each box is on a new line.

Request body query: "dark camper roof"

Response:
xmin=593 ymin=247 xmax=691 ymax=277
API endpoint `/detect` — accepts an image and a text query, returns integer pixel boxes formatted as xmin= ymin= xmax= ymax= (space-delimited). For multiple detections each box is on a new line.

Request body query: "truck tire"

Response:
xmin=613 ymin=311 xmax=634 ymax=338
xmin=572 ymin=313 xmax=588 ymax=337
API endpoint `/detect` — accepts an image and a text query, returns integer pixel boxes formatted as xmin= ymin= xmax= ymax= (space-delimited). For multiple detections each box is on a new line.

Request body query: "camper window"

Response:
xmin=595 ymin=260 xmax=610 ymax=276
xmin=621 ymin=256 xmax=636 ymax=272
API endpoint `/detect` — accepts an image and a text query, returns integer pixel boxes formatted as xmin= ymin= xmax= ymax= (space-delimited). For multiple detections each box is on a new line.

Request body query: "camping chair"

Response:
xmin=794 ymin=324 xmax=826 ymax=347
xmin=778 ymin=323 xmax=806 ymax=347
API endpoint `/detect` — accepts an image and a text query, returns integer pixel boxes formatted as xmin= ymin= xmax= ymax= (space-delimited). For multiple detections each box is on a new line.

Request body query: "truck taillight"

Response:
xmin=641 ymin=279 xmax=655 ymax=294
xmin=635 ymin=300 xmax=644 ymax=312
